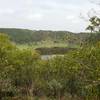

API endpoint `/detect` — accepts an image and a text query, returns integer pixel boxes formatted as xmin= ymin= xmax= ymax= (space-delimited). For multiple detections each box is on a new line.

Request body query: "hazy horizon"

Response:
xmin=0 ymin=0 xmax=99 ymax=32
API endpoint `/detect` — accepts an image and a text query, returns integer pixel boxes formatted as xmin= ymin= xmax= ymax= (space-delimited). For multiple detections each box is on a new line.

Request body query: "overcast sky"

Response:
xmin=0 ymin=0 xmax=99 ymax=32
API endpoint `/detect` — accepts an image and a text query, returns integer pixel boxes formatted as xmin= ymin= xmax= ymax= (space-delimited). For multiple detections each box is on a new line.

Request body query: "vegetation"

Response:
xmin=0 ymin=1 xmax=100 ymax=99
xmin=36 ymin=47 xmax=77 ymax=55
xmin=0 ymin=28 xmax=90 ymax=55
xmin=0 ymin=29 xmax=100 ymax=100
xmin=0 ymin=28 xmax=89 ymax=46
xmin=86 ymin=16 xmax=100 ymax=32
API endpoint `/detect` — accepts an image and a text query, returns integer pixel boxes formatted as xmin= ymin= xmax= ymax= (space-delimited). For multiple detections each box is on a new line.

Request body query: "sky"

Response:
xmin=0 ymin=0 xmax=99 ymax=32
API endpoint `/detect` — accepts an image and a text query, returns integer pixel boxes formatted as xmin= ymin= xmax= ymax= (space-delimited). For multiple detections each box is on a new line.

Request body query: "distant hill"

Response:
xmin=0 ymin=28 xmax=90 ymax=45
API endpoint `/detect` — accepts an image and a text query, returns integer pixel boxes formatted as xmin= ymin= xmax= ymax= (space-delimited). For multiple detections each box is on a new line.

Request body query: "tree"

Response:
xmin=0 ymin=33 xmax=16 ymax=99
xmin=0 ymin=33 xmax=40 ymax=99
xmin=86 ymin=16 xmax=100 ymax=32
xmin=86 ymin=25 xmax=94 ymax=33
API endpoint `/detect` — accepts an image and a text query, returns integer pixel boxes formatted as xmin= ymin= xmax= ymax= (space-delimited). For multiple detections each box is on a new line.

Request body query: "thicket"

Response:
xmin=0 ymin=33 xmax=100 ymax=100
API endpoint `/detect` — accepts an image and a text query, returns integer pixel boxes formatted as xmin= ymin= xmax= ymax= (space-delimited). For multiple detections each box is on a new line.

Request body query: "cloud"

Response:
xmin=0 ymin=0 xmax=99 ymax=32
xmin=0 ymin=9 xmax=15 ymax=15
xmin=26 ymin=13 xmax=44 ymax=21
xmin=66 ymin=15 xmax=75 ymax=20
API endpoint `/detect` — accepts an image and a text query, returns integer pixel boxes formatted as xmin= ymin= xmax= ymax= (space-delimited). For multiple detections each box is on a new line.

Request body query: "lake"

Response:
xmin=41 ymin=55 xmax=64 ymax=60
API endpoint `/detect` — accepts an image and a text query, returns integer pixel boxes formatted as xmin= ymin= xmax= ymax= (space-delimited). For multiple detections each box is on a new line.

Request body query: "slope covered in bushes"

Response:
xmin=0 ymin=33 xmax=100 ymax=100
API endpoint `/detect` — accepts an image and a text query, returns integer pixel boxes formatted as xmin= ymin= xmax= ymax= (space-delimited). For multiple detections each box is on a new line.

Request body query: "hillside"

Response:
xmin=0 ymin=28 xmax=90 ymax=46
xmin=85 ymin=32 xmax=100 ymax=45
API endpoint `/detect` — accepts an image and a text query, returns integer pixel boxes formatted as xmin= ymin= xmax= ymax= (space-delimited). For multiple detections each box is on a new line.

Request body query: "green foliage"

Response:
xmin=36 ymin=47 xmax=77 ymax=55
xmin=0 ymin=33 xmax=100 ymax=100
xmin=86 ymin=16 xmax=100 ymax=32
xmin=84 ymin=32 xmax=100 ymax=45
xmin=0 ymin=28 xmax=89 ymax=46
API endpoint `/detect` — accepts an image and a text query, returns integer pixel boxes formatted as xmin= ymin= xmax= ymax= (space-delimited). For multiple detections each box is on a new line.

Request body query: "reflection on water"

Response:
xmin=41 ymin=55 xmax=64 ymax=60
